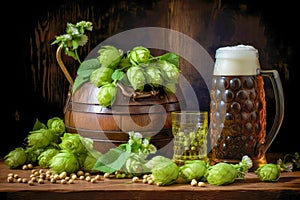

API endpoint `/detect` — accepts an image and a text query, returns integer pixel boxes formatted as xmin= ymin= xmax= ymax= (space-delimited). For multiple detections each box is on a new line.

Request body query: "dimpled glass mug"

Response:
xmin=209 ymin=44 xmax=284 ymax=170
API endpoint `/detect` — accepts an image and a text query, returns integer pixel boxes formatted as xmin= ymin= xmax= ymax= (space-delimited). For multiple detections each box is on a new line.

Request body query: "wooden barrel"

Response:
xmin=64 ymin=81 xmax=184 ymax=155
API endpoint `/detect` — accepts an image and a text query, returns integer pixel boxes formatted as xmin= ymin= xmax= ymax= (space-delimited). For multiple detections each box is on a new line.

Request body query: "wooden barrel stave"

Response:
xmin=64 ymin=82 xmax=183 ymax=154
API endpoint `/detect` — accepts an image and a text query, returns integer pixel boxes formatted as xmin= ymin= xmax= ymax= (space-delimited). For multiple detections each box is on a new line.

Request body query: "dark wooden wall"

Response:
xmin=2 ymin=0 xmax=299 ymax=157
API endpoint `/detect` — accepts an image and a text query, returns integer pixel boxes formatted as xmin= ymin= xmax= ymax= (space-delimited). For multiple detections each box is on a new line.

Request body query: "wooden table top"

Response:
xmin=0 ymin=160 xmax=299 ymax=200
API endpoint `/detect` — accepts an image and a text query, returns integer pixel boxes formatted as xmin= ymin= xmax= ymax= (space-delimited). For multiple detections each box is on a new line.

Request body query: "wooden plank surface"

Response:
xmin=0 ymin=161 xmax=299 ymax=200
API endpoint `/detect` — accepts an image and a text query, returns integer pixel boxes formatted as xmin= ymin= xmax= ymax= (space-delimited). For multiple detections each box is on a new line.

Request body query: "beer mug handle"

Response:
xmin=260 ymin=70 xmax=285 ymax=152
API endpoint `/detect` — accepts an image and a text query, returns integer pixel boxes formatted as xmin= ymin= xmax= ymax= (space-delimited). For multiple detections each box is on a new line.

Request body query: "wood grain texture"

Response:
xmin=29 ymin=0 xmax=270 ymax=112
xmin=0 ymin=160 xmax=299 ymax=200
xmin=3 ymin=0 xmax=298 ymax=158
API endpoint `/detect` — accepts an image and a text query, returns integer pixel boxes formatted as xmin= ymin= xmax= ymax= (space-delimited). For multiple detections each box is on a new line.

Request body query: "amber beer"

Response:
xmin=209 ymin=45 xmax=284 ymax=170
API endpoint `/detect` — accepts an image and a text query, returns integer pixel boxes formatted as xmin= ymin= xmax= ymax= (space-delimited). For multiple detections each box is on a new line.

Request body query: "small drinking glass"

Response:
xmin=171 ymin=111 xmax=209 ymax=165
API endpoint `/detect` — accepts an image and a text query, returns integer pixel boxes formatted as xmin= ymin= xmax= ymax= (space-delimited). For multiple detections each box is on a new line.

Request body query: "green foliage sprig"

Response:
xmin=277 ymin=152 xmax=300 ymax=172
xmin=51 ymin=21 xmax=181 ymax=109
xmin=51 ymin=21 xmax=93 ymax=64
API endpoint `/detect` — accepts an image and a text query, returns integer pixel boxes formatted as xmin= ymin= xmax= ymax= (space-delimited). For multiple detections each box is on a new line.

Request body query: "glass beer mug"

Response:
xmin=209 ymin=44 xmax=284 ymax=170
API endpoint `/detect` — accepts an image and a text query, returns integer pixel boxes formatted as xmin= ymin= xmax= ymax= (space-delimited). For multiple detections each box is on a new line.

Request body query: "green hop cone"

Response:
xmin=176 ymin=160 xmax=208 ymax=184
xmin=90 ymin=67 xmax=114 ymax=87
xmin=27 ymin=128 xmax=56 ymax=149
xmin=127 ymin=46 xmax=151 ymax=66
xmin=255 ymin=163 xmax=281 ymax=182
xmin=47 ymin=117 xmax=65 ymax=135
xmin=38 ymin=148 xmax=60 ymax=168
xmin=97 ymin=45 xmax=123 ymax=68
xmin=97 ymin=83 xmax=117 ymax=107
xmin=144 ymin=63 xmax=164 ymax=87
xmin=50 ymin=150 xmax=80 ymax=175
xmin=25 ymin=146 xmax=44 ymax=164
xmin=207 ymin=162 xmax=238 ymax=186
xmin=121 ymin=153 xmax=149 ymax=176
xmin=4 ymin=147 xmax=27 ymax=169
xmin=83 ymin=149 xmax=102 ymax=173
xmin=163 ymin=82 xmax=177 ymax=94
xmin=157 ymin=60 xmax=180 ymax=83
xmin=126 ymin=66 xmax=146 ymax=91
xmin=59 ymin=133 xmax=93 ymax=155
xmin=147 ymin=156 xmax=179 ymax=186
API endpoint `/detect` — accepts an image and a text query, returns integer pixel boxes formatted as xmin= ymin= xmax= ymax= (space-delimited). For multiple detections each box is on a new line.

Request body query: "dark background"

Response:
xmin=2 ymin=0 xmax=299 ymax=157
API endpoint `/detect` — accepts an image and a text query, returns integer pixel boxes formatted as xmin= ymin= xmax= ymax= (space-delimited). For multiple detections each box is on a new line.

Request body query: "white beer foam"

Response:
xmin=214 ymin=44 xmax=261 ymax=76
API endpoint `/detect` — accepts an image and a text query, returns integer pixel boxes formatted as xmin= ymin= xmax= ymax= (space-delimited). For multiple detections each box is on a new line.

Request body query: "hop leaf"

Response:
xmin=83 ymin=149 xmax=102 ymax=173
xmin=72 ymin=58 xmax=101 ymax=94
xmin=51 ymin=21 xmax=93 ymax=63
